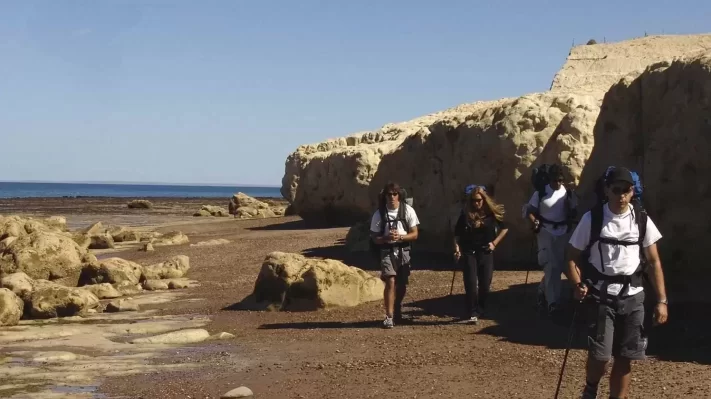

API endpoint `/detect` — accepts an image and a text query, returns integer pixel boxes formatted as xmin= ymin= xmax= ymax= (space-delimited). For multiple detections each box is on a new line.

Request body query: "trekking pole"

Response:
xmin=449 ymin=266 xmax=457 ymax=296
xmin=520 ymin=239 xmax=535 ymax=303
xmin=554 ymin=301 xmax=580 ymax=399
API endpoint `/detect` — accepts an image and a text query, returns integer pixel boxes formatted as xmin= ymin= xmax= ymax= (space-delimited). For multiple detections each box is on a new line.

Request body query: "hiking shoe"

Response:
xmin=468 ymin=316 xmax=479 ymax=324
xmin=383 ymin=316 xmax=394 ymax=329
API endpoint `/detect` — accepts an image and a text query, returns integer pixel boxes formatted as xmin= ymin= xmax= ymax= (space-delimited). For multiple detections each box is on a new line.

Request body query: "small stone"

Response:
xmin=206 ymin=332 xmax=235 ymax=341
xmin=106 ymin=298 xmax=140 ymax=312
xmin=168 ymin=279 xmax=190 ymax=289
xmin=221 ymin=386 xmax=253 ymax=398
xmin=143 ymin=280 xmax=169 ymax=291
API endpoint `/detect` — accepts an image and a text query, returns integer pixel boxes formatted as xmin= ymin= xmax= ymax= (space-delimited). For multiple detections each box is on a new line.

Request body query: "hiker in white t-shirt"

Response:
xmin=565 ymin=166 xmax=668 ymax=399
xmin=370 ymin=181 xmax=420 ymax=329
xmin=525 ymin=164 xmax=578 ymax=316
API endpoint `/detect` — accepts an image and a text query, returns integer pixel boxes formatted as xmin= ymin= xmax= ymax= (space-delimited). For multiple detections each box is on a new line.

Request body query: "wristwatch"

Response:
xmin=658 ymin=298 xmax=668 ymax=305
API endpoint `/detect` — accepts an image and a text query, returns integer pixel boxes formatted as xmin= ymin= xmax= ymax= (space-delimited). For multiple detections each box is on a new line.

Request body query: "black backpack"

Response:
xmin=529 ymin=164 xmax=576 ymax=230
xmin=580 ymin=167 xmax=649 ymax=297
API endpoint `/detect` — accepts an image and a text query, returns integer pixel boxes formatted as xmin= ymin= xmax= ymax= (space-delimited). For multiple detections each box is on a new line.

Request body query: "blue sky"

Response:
xmin=0 ymin=1 xmax=708 ymax=186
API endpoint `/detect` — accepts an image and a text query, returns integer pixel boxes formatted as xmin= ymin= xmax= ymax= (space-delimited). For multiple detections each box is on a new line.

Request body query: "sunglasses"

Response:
xmin=386 ymin=192 xmax=399 ymax=197
xmin=610 ymin=185 xmax=632 ymax=195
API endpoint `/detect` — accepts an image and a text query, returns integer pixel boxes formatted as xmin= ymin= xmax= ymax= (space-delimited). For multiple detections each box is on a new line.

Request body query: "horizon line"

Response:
xmin=0 ymin=179 xmax=281 ymax=188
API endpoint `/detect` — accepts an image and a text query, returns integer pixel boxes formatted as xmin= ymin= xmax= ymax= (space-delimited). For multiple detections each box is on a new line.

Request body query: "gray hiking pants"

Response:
xmin=536 ymin=228 xmax=570 ymax=308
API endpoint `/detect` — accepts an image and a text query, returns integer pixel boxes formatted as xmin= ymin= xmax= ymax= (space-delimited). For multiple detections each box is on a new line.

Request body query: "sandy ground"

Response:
xmin=1 ymin=198 xmax=710 ymax=399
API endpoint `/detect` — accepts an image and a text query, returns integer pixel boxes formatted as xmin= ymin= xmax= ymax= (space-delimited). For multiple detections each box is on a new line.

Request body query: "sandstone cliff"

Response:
xmin=551 ymin=34 xmax=711 ymax=98
xmin=576 ymin=52 xmax=711 ymax=292
xmin=281 ymin=34 xmax=711 ymax=266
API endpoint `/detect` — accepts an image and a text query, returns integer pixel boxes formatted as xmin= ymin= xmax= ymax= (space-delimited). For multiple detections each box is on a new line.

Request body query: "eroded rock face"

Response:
xmin=281 ymin=34 xmax=711 ymax=262
xmin=576 ymin=53 xmax=711 ymax=293
xmin=551 ymin=34 xmax=711 ymax=98
xmin=282 ymin=92 xmax=600 ymax=260
xmin=247 ymin=251 xmax=383 ymax=310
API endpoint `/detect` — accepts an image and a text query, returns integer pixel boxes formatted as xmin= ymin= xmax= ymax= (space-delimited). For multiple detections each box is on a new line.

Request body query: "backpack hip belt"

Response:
xmin=537 ymin=215 xmax=569 ymax=228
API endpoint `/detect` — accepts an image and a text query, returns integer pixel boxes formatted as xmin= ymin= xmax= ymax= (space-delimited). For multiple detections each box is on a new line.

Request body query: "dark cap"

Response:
xmin=605 ymin=167 xmax=634 ymax=186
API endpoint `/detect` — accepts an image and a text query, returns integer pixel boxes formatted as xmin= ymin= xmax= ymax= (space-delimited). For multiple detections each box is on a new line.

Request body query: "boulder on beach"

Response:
xmin=0 ymin=230 xmax=89 ymax=287
xmin=28 ymin=281 xmax=100 ymax=319
xmin=229 ymin=192 xmax=285 ymax=219
xmin=0 ymin=272 xmax=34 ymax=301
xmin=152 ymin=231 xmax=190 ymax=246
xmin=89 ymin=232 xmax=115 ymax=249
xmin=241 ymin=251 xmax=383 ymax=311
xmin=345 ymin=221 xmax=372 ymax=252
xmin=106 ymin=298 xmax=139 ymax=312
xmin=79 ymin=283 xmax=123 ymax=299
xmin=79 ymin=257 xmax=144 ymax=286
xmin=127 ymin=199 xmax=153 ymax=209
xmin=193 ymin=205 xmax=229 ymax=217
xmin=0 ymin=288 xmax=23 ymax=326
xmin=107 ymin=225 xmax=141 ymax=242
xmin=142 ymin=255 xmax=190 ymax=280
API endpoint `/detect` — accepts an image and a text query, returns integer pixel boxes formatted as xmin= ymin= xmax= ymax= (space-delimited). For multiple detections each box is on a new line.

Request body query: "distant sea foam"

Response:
xmin=0 ymin=182 xmax=282 ymax=199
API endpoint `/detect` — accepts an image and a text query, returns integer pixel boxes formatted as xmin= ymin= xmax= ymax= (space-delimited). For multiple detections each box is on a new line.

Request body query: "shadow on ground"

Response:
xmin=301 ymin=240 xmax=484 ymax=272
xmin=245 ymin=219 xmax=330 ymax=231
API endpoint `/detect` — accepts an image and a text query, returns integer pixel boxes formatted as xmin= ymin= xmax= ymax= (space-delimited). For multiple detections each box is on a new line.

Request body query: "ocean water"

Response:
xmin=0 ymin=182 xmax=282 ymax=199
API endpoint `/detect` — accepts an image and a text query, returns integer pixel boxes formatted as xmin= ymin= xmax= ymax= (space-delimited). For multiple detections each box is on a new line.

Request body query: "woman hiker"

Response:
xmin=453 ymin=186 xmax=509 ymax=324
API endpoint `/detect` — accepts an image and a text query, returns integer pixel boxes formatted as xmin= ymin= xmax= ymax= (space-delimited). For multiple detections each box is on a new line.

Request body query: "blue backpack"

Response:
xmin=594 ymin=166 xmax=644 ymax=206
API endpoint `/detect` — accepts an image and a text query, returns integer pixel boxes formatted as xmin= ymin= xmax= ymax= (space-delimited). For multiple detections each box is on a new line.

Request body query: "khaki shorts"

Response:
xmin=586 ymin=291 xmax=647 ymax=362
xmin=380 ymin=247 xmax=411 ymax=285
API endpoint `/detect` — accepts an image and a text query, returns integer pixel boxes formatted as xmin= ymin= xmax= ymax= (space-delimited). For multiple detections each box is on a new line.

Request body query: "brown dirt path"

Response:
xmin=92 ymin=215 xmax=711 ymax=399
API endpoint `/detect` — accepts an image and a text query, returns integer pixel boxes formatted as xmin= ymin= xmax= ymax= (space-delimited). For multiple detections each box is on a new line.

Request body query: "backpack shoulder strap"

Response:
xmin=633 ymin=203 xmax=647 ymax=243
xmin=378 ymin=205 xmax=387 ymax=235
xmin=588 ymin=203 xmax=604 ymax=250
xmin=398 ymin=203 xmax=410 ymax=233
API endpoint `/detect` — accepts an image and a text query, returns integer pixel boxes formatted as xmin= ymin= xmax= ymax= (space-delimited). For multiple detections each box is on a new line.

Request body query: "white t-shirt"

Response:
xmin=569 ymin=204 xmax=662 ymax=296
xmin=370 ymin=203 xmax=420 ymax=238
xmin=527 ymin=184 xmax=577 ymax=236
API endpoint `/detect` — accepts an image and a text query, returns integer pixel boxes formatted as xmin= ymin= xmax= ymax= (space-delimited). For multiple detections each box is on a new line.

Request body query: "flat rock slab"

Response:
xmin=221 ymin=386 xmax=254 ymax=398
xmin=106 ymin=299 xmax=139 ymax=312
xmin=130 ymin=328 xmax=210 ymax=345
xmin=206 ymin=332 xmax=235 ymax=341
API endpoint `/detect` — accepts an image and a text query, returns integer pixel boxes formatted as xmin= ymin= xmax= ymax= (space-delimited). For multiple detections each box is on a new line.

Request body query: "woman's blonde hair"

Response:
xmin=465 ymin=186 xmax=505 ymax=227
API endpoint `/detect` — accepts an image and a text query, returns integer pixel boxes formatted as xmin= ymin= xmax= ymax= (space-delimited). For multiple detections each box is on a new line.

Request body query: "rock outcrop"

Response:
xmin=142 ymin=255 xmax=190 ymax=280
xmin=194 ymin=205 xmax=229 ymax=217
xmin=283 ymin=92 xmax=600 ymax=260
xmin=0 ymin=230 xmax=91 ymax=286
xmin=244 ymin=251 xmax=383 ymax=310
xmin=152 ymin=231 xmax=190 ymax=246
xmin=229 ymin=193 xmax=285 ymax=219
xmin=575 ymin=52 xmax=711 ymax=294
xmin=280 ymin=34 xmax=711 ymax=262
xmin=28 ymin=281 xmax=100 ymax=319
xmin=79 ymin=257 xmax=144 ymax=286
xmin=551 ymin=34 xmax=711 ymax=98
xmin=127 ymin=199 xmax=153 ymax=209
